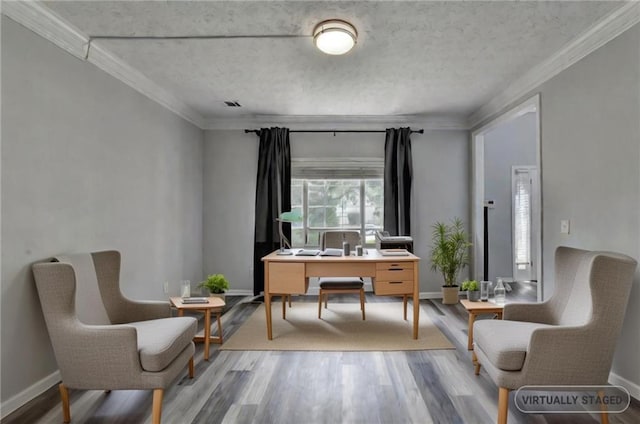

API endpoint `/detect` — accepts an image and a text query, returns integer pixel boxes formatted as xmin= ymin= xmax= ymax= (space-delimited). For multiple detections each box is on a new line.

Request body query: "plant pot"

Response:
xmin=209 ymin=292 xmax=226 ymax=301
xmin=442 ymin=286 xmax=460 ymax=304
xmin=467 ymin=290 xmax=481 ymax=302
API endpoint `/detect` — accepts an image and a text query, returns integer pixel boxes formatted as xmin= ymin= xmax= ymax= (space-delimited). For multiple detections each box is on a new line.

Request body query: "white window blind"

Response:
xmin=514 ymin=170 xmax=531 ymax=269
xmin=292 ymin=158 xmax=384 ymax=179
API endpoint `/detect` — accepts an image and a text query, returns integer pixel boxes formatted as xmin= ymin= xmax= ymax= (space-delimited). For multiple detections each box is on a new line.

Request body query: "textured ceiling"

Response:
xmin=42 ymin=1 xmax=622 ymax=121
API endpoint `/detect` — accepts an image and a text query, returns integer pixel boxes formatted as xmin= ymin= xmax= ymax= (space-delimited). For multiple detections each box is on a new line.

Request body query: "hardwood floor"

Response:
xmin=3 ymin=292 xmax=639 ymax=424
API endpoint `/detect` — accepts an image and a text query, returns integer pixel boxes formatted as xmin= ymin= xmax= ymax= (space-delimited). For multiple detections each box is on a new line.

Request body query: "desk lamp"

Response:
xmin=277 ymin=210 xmax=303 ymax=255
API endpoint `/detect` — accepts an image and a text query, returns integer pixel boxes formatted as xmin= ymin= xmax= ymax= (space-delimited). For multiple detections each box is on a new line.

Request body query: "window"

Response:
xmin=290 ymin=159 xmax=384 ymax=247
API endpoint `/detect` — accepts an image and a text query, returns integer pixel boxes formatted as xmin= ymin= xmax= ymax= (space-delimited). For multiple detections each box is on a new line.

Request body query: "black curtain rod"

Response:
xmin=244 ymin=129 xmax=424 ymax=135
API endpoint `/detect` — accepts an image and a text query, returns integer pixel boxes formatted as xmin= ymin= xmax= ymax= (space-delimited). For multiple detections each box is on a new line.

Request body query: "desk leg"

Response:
xmin=203 ymin=310 xmax=211 ymax=361
xmin=467 ymin=312 xmax=476 ymax=351
xmin=413 ymin=262 xmax=420 ymax=339
xmin=265 ymin=262 xmax=273 ymax=340
xmin=282 ymin=295 xmax=286 ymax=319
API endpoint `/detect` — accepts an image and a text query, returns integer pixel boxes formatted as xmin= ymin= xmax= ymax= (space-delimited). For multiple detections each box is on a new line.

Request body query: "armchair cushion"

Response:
xmin=474 ymin=320 xmax=552 ymax=371
xmin=129 ymin=317 xmax=197 ymax=372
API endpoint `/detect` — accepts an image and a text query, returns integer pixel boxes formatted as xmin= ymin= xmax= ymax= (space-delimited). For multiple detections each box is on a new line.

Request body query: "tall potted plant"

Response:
xmin=430 ymin=218 xmax=472 ymax=304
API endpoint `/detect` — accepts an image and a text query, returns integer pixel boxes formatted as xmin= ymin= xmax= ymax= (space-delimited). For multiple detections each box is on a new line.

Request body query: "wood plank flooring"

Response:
xmin=3 ymin=289 xmax=639 ymax=424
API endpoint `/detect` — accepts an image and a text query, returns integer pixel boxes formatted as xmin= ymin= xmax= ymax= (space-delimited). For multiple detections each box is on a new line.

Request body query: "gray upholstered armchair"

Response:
xmin=473 ymin=246 xmax=636 ymax=424
xmin=32 ymin=250 xmax=197 ymax=424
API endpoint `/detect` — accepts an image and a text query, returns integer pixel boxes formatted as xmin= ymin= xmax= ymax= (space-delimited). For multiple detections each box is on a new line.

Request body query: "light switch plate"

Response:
xmin=560 ymin=220 xmax=570 ymax=234
xmin=163 ymin=281 xmax=169 ymax=294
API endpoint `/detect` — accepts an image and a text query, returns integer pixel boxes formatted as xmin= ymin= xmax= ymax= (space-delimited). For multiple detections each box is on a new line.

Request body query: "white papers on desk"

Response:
xmin=320 ymin=248 xmax=343 ymax=256
xmin=295 ymin=249 xmax=320 ymax=256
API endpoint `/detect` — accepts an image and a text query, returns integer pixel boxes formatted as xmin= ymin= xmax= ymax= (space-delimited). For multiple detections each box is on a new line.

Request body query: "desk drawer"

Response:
xmin=376 ymin=261 xmax=413 ymax=271
xmin=268 ymin=263 xmax=307 ymax=294
xmin=373 ymin=280 xmax=413 ymax=295
xmin=306 ymin=262 xmax=375 ymax=278
xmin=376 ymin=268 xmax=414 ymax=281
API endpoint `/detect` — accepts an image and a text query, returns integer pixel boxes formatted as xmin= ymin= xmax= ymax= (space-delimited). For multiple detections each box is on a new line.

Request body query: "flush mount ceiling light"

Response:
xmin=313 ymin=19 xmax=358 ymax=55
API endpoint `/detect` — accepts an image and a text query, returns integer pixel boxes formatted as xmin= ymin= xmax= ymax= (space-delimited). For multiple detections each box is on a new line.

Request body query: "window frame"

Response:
xmin=291 ymin=158 xmax=384 ymax=248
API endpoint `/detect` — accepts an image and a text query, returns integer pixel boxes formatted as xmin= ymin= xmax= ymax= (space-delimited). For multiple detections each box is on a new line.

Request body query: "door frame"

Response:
xmin=470 ymin=94 xmax=543 ymax=301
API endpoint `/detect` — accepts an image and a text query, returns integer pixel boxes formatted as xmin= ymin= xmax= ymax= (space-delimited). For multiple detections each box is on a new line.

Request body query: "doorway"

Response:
xmin=471 ymin=94 xmax=542 ymax=301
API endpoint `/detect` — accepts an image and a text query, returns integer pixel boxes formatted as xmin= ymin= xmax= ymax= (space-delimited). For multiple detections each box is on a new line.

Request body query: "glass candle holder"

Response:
xmin=480 ymin=280 xmax=491 ymax=302
xmin=180 ymin=280 xmax=191 ymax=298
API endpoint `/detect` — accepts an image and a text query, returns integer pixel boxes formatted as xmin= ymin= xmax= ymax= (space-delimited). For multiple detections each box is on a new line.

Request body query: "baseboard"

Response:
xmin=420 ymin=291 xmax=442 ymax=299
xmin=226 ymin=289 xmax=254 ymax=296
xmin=609 ymin=371 xmax=640 ymax=401
xmin=0 ymin=370 xmax=61 ymax=419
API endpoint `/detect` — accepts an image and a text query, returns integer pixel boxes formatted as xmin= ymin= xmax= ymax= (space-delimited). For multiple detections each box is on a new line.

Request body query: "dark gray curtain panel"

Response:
xmin=384 ymin=127 xmax=413 ymax=236
xmin=253 ymin=127 xmax=291 ymax=295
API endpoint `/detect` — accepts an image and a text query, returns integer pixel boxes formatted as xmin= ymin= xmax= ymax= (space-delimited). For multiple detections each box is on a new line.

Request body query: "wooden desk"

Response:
xmin=262 ymin=250 xmax=421 ymax=340
xmin=169 ymin=296 xmax=225 ymax=361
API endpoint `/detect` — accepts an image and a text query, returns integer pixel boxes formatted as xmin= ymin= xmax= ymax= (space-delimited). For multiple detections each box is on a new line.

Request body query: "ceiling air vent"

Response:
xmin=224 ymin=101 xmax=242 ymax=107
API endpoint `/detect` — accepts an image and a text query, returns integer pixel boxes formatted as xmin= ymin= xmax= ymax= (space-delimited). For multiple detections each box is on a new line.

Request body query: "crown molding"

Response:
xmin=203 ymin=114 xmax=469 ymax=131
xmin=87 ymin=42 xmax=206 ymax=128
xmin=7 ymin=1 xmax=636 ymax=133
xmin=2 ymin=0 xmax=206 ymax=128
xmin=2 ymin=0 xmax=88 ymax=59
xmin=468 ymin=1 xmax=640 ymax=129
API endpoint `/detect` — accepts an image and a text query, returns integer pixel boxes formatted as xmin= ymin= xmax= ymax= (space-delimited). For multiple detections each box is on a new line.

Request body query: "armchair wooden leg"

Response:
xmin=360 ymin=289 xmax=366 ymax=320
xmin=288 ymin=294 xmax=292 ymax=307
xmin=497 ymin=387 xmax=509 ymax=424
xmin=598 ymin=390 xmax=609 ymax=424
xmin=59 ymin=383 xmax=71 ymax=423
xmin=318 ymin=292 xmax=323 ymax=319
xmin=188 ymin=357 xmax=194 ymax=378
xmin=152 ymin=389 xmax=164 ymax=424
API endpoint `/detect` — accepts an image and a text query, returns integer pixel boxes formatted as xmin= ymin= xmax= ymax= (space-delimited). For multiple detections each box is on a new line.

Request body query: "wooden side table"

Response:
xmin=460 ymin=299 xmax=504 ymax=374
xmin=460 ymin=299 xmax=504 ymax=350
xmin=169 ymin=297 xmax=225 ymax=361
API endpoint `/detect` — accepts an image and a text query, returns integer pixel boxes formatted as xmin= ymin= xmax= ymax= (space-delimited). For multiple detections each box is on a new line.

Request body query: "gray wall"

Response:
xmin=495 ymin=24 xmax=640 ymax=393
xmin=203 ymin=129 xmax=469 ymax=294
xmin=1 ymin=17 xmax=204 ymax=404
xmin=484 ymin=112 xmax=537 ymax=281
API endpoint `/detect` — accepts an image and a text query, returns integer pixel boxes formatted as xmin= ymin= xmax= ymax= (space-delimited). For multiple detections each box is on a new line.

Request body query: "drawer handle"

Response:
xmin=389 ymin=281 xmax=403 ymax=284
xmin=388 ymin=268 xmax=403 ymax=271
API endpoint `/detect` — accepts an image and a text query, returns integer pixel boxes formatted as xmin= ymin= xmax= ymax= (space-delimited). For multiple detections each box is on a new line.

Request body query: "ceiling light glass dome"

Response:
xmin=313 ymin=20 xmax=357 ymax=55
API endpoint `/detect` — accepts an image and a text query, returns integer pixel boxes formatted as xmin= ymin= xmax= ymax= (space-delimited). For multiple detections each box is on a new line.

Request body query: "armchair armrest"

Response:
xmin=503 ymin=301 xmax=553 ymax=324
xmin=118 ymin=298 xmax=171 ymax=323
xmin=522 ymin=325 xmax=611 ymax=385
xmin=52 ymin=321 xmax=144 ymax=389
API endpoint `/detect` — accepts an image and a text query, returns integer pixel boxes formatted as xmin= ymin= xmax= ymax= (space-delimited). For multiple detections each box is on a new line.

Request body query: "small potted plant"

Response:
xmin=430 ymin=217 xmax=472 ymax=304
xmin=199 ymin=274 xmax=230 ymax=299
xmin=461 ymin=280 xmax=480 ymax=302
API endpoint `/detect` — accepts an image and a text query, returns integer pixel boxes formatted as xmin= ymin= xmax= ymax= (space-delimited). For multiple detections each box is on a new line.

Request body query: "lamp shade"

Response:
xmin=313 ymin=19 xmax=357 ymax=55
xmin=278 ymin=210 xmax=303 ymax=222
